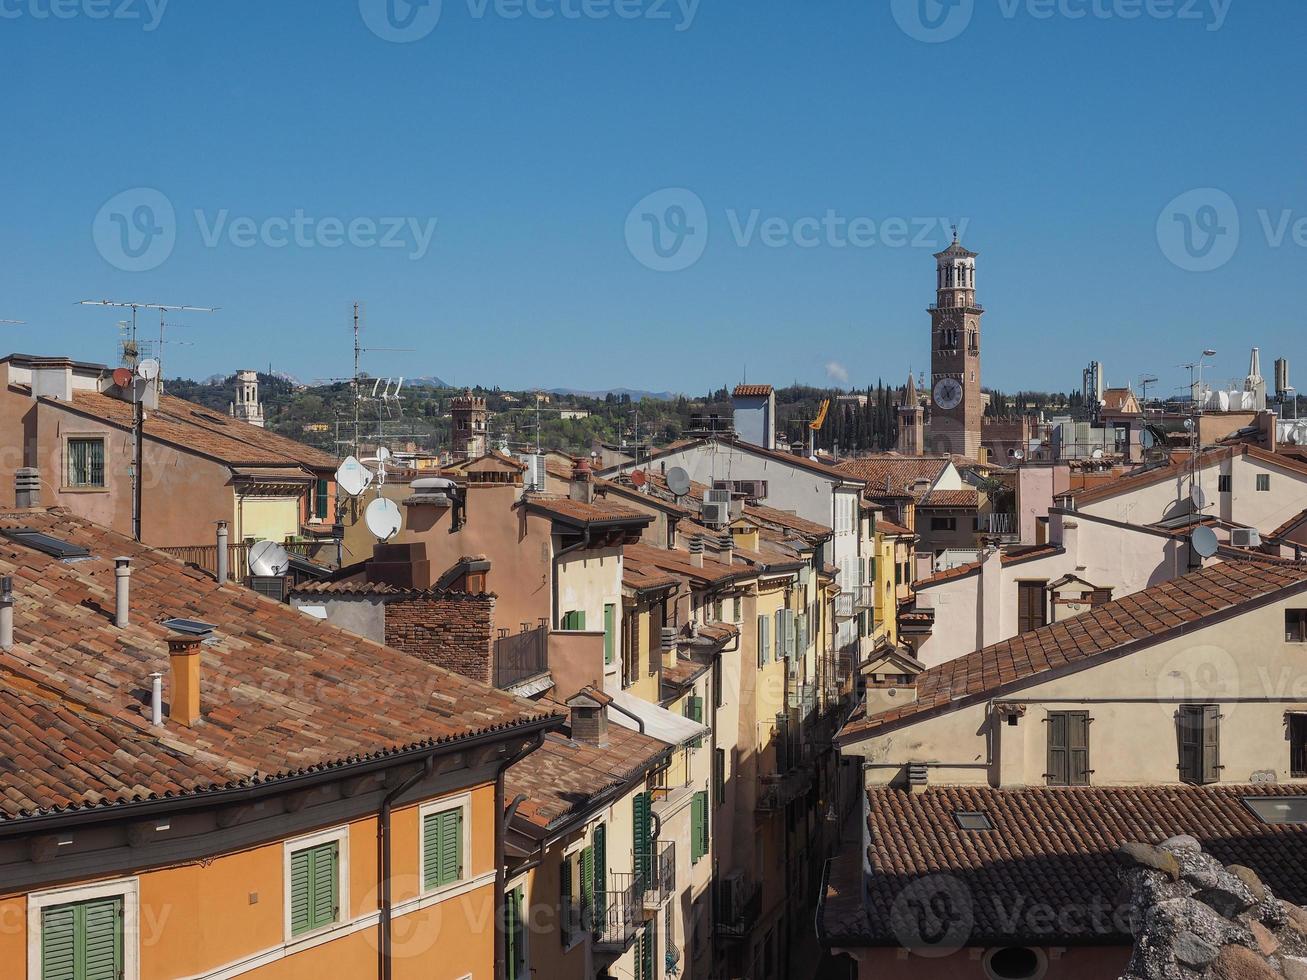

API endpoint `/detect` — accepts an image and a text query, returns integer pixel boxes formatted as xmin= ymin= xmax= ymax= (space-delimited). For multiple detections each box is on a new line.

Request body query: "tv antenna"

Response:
xmin=348 ymin=303 xmax=415 ymax=457
xmin=79 ymin=300 xmax=218 ymax=388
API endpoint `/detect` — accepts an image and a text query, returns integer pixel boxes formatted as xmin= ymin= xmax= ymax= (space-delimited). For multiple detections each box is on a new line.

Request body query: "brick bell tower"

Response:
xmin=927 ymin=230 xmax=983 ymax=459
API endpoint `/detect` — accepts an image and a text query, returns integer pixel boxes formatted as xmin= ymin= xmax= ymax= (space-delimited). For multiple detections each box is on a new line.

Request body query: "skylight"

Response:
xmin=163 ymin=618 xmax=216 ymax=636
xmin=954 ymin=811 xmax=994 ymax=831
xmin=1243 ymin=797 xmax=1307 ymax=825
xmin=0 ymin=528 xmax=91 ymax=560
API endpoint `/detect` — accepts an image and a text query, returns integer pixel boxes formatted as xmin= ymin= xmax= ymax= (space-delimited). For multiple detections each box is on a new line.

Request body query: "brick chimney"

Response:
xmin=168 ymin=635 xmax=203 ymax=726
xmin=367 ymin=541 xmax=433 ymax=589
xmin=566 ymin=687 xmax=610 ymax=748
xmin=570 ymin=459 xmax=594 ymax=505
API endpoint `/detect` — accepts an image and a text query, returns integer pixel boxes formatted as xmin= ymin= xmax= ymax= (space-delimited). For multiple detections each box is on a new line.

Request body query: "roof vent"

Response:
xmin=907 ymin=762 xmax=929 ymax=793
xmin=0 ymin=528 xmax=90 ymax=561
xmin=162 ymin=618 xmax=216 ymax=637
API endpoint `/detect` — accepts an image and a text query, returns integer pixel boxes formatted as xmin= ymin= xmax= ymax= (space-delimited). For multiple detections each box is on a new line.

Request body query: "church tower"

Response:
xmin=927 ymin=231 xmax=983 ymax=459
xmin=896 ymin=372 xmax=924 ymax=455
xmin=230 ymin=370 xmax=265 ymax=428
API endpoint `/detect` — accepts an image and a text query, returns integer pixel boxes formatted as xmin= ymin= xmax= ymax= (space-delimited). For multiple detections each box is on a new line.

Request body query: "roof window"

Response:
xmin=953 ymin=810 xmax=994 ymax=831
xmin=162 ymin=618 xmax=216 ymax=636
xmin=0 ymin=528 xmax=91 ymax=560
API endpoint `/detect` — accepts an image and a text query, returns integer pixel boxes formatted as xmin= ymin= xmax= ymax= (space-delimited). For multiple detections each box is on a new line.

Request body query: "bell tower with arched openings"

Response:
xmin=928 ymin=229 xmax=983 ymax=459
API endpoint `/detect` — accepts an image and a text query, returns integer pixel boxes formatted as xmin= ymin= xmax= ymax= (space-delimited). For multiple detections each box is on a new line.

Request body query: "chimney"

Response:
xmin=168 ymin=635 xmax=203 ymax=726
xmin=114 ymin=558 xmax=132 ymax=628
xmin=149 ymin=671 xmax=163 ymax=726
xmin=566 ymin=689 xmax=609 ymax=748
xmin=1060 ymin=519 xmax=1080 ymax=564
xmin=15 ymin=468 xmax=40 ymax=508
xmin=689 ymin=534 xmax=705 ymax=569
xmin=1256 ymin=410 xmax=1277 ymax=453
xmin=215 ymin=522 xmax=229 ymax=583
xmin=719 ymin=532 xmax=734 ymax=566
xmin=29 ymin=357 xmax=74 ymax=402
xmin=570 ymin=459 xmax=594 ymax=505
xmin=0 ymin=576 xmax=14 ymax=652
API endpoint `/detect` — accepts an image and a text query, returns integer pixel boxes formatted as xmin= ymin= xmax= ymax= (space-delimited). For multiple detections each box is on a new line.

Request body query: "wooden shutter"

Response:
xmin=756 ymin=615 xmax=767 ymax=666
xmin=1202 ymin=705 xmax=1221 ymax=784
xmin=1047 ymin=712 xmax=1069 ymax=785
xmin=1067 ymin=713 xmax=1090 ymax=786
xmin=424 ymin=808 xmax=463 ymax=890
xmin=1018 ymin=582 xmax=1046 ymax=634
xmin=1292 ymin=715 xmax=1307 ymax=778
xmin=311 ymin=842 xmax=339 ymax=930
xmin=560 ymin=854 xmax=573 ymax=946
xmin=41 ymin=898 xmax=123 ymax=980
xmin=290 ymin=847 xmax=313 ymax=935
xmin=292 ymin=842 xmax=339 ymax=936
xmin=592 ymin=824 xmax=607 ymax=929
xmin=1179 ymin=705 xmax=1209 ymax=783
xmin=692 ymin=790 xmax=709 ymax=864
xmin=774 ymin=610 xmax=784 ymax=661
xmin=580 ymin=846 xmax=595 ymax=927
xmin=41 ymin=904 xmax=78 ymax=980
xmin=315 ymin=478 xmax=329 ymax=519
xmin=633 ymin=792 xmax=652 ymax=882
xmin=603 ymin=604 xmax=616 ymax=665
xmin=505 ymin=886 xmax=522 ymax=980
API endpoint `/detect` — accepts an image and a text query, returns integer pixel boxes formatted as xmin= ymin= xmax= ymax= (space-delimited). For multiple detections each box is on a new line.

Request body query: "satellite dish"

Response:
xmin=136 ymin=358 xmax=160 ymax=381
xmin=1141 ymin=429 xmax=1156 ymax=449
xmin=1012 ymin=449 xmax=1026 ymax=461
xmin=376 ymin=446 xmax=392 ymax=462
xmin=365 ymin=497 xmax=403 ymax=541
xmin=1191 ymin=525 xmax=1219 ymax=559
xmin=1190 ymin=484 xmax=1208 ymax=509
xmin=248 ymin=539 xmax=291 ymax=576
xmin=631 ymin=469 xmax=648 ymax=488
xmin=411 ymin=477 xmax=456 ymax=492
xmin=112 ymin=367 xmax=132 ymax=388
xmin=666 ymin=467 xmax=691 ymax=497
xmin=1091 ymin=448 xmax=1105 ymax=460
xmin=335 ymin=456 xmax=374 ymax=498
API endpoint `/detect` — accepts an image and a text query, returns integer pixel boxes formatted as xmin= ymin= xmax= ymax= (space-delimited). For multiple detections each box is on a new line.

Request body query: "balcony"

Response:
xmin=787 ymin=681 xmax=817 ymax=721
xmin=594 ymin=872 xmax=643 ymax=956
xmin=756 ymin=768 xmax=813 ymax=813
xmin=640 ymin=841 xmax=676 ymax=912
xmin=833 ymin=592 xmax=855 ymax=621
xmin=855 ymin=584 xmax=875 ymax=611
xmin=493 ymin=622 xmax=550 ymax=691
xmin=715 ymin=877 xmax=762 ymax=940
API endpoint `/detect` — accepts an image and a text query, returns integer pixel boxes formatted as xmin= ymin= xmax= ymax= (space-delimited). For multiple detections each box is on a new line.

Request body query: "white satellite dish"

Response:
xmin=411 ymin=477 xmax=456 ymax=492
xmin=666 ymin=466 xmax=692 ymax=497
xmin=1191 ymin=525 xmax=1219 ymax=559
xmin=1091 ymin=448 xmax=1105 ymax=460
xmin=1012 ymin=449 xmax=1026 ymax=461
xmin=376 ymin=446 xmax=392 ymax=462
xmin=1190 ymin=484 xmax=1208 ymax=510
xmin=335 ymin=456 xmax=374 ymax=498
xmin=248 ymin=539 xmax=291 ymax=576
xmin=364 ymin=497 xmax=403 ymax=541
xmin=136 ymin=358 xmax=160 ymax=381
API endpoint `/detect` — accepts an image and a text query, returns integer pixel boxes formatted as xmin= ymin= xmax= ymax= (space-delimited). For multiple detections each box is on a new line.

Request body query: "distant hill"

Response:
xmin=546 ymin=387 xmax=677 ymax=402
xmin=403 ymin=376 xmax=451 ymax=388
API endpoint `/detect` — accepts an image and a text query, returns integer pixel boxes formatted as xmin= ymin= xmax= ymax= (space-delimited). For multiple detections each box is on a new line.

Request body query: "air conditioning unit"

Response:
xmin=1231 ymin=527 xmax=1262 ymax=548
xmin=702 ymin=502 xmax=730 ymax=526
xmin=706 ymin=488 xmax=732 ymax=506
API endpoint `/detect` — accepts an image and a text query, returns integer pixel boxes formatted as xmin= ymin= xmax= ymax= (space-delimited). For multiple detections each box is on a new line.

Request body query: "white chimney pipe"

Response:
xmin=114 ymin=558 xmax=132 ymax=628
xmin=0 ymin=576 xmax=14 ymax=652
xmin=215 ymin=522 xmax=229 ymax=583
xmin=150 ymin=671 xmax=163 ymax=726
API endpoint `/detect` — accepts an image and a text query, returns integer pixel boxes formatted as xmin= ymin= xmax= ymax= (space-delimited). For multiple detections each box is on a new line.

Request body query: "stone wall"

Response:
xmin=383 ymin=593 xmax=496 ymax=686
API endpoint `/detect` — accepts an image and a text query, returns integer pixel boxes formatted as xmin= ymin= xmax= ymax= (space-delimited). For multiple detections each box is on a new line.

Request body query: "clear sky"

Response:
xmin=3 ymin=0 xmax=1302 ymax=398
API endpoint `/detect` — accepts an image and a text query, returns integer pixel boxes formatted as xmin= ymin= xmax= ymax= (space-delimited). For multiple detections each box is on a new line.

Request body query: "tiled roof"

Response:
xmin=914 ymin=560 xmax=983 ymax=588
xmin=637 ymin=437 xmax=859 ymax=483
xmin=507 ymin=706 xmax=671 ymax=834
xmin=874 ymin=518 xmax=914 ymax=537
xmin=0 ymin=509 xmax=559 ymax=823
xmin=524 ymin=496 xmax=652 ymax=527
xmin=919 ymin=488 xmax=979 ymax=509
xmin=821 ymin=783 xmax=1307 ymax=947
xmin=61 ymin=390 xmax=338 ymax=470
xmin=839 ymin=559 xmax=1307 ymax=743
xmin=1067 ymin=446 xmax=1307 ymax=507
xmin=661 ymin=655 xmax=709 ymax=694
xmin=1270 ymin=509 xmax=1307 ymax=540
xmin=623 ymin=542 xmax=742 ymax=586
xmin=732 ymin=384 xmax=774 ymax=397
xmin=837 ymin=456 xmax=951 ymax=501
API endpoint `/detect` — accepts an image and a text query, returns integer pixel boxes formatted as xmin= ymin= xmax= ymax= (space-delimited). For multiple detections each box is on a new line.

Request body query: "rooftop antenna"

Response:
xmin=349 ymin=303 xmax=415 ymax=458
xmin=79 ymin=301 xmax=217 ymax=386
xmin=1139 ymin=375 xmax=1159 ymax=407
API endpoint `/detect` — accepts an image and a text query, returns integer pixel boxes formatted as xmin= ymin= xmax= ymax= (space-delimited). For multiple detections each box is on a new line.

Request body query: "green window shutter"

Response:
xmin=292 ymin=841 xmax=339 ymax=936
xmin=315 ymin=478 xmax=329 ymax=519
xmin=633 ymin=792 xmax=651 ymax=882
xmin=82 ymin=898 xmax=122 ymax=980
xmin=714 ymin=748 xmax=726 ymax=806
xmin=311 ymin=842 xmax=338 ymax=931
xmin=639 ymin=923 xmax=655 ymax=980
xmin=692 ymin=790 xmax=709 ymax=864
xmin=604 ymin=604 xmax=616 ymax=665
xmin=505 ymin=886 xmax=522 ymax=980
xmin=592 ymin=824 xmax=607 ymax=930
xmin=580 ymin=845 xmax=595 ymax=924
xmin=424 ymin=808 xmax=464 ymax=890
xmin=41 ymin=904 xmax=78 ymax=980
xmin=290 ymin=847 xmax=313 ymax=935
xmin=560 ymin=855 xmax=573 ymax=946
xmin=691 ymin=695 xmax=703 ymax=724
xmin=562 ymin=609 xmax=586 ymax=631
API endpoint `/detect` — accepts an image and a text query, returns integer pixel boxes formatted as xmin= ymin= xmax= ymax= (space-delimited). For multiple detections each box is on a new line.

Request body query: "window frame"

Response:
xmin=63 ymin=434 xmax=108 ymax=491
xmin=419 ymin=794 xmax=472 ymax=896
xmin=1290 ymin=713 xmax=1307 ymax=779
xmin=1286 ymin=609 xmax=1307 ymax=643
xmin=1045 ymin=710 xmax=1091 ymax=786
xmin=28 ymin=877 xmax=140 ymax=980
xmin=283 ymin=824 xmax=350 ymax=943
xmin=1178 ymin=704 xmax=1222 ymax=785
xmin=1256 ymin=474 xmax=1271 ymax=492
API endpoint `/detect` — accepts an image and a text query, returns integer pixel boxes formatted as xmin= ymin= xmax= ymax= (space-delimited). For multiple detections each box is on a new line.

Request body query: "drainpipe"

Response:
xmin=0 ymin=576 xmax=14 ymax=652
xmin=550 ymin=527 xmax=592 ymax=629
xmin=496 ymin=737 xmax=546 ymax=980
xmin=607 ymin=697 xmax=647 ymax=734
xmin=379 ymin=755 xmax=435 ymax=980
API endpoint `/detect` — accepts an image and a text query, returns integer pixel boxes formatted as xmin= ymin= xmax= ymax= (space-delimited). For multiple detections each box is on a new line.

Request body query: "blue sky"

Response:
xmin=3 ymin=0 xmax=1302 ymax=398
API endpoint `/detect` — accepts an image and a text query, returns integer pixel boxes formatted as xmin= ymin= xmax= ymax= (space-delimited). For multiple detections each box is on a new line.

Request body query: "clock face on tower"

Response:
xmin=933 ymin=378 xmax=964 ymax=411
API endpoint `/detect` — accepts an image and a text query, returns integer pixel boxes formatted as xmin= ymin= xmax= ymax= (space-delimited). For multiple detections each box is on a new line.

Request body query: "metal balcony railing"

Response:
xmin=715 ymin=878 xmax=762 ymax=939
xmin=982 ymin=513 xmax=1017 ymax=535
xmin=756 ymin=768 xmax=815 ymax=813
xmin=855 ymin=584 xmax=875 ymax=610
xmin=641 ymin=841 xmax=676 ymax=911
xmin=787 ymin=681 xmax=817 ymax=719
xmin=494 ymin=622 xmax=549 ymax=689
xmin=594 ymin=872 xmax=643 ymax=953
xmin=833 ymin=592 xmax=855 ymax=620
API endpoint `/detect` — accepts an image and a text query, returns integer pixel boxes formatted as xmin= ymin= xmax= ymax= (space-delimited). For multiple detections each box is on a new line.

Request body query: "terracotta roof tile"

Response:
xmin=838 ymin=456 xmax=951 ymax=501
xmin=732 ymin=384 xmax=774 ymax=397
xmin=919 ymin=488 xmax=978 ymax=509
xmin=524 ymin=496 xmax=652 ymax=527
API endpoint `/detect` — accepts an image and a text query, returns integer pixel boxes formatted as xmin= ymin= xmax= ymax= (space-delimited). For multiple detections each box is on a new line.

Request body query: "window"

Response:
xmin=1218 ymin=474 xmax=1232 ymax=493
xmin=632 ymin=793 xmax=653 ymax=883
xmin=1244 ymin=796 xmax=1307 ymax=825
xmin=953 ymin=811 xmax=993 ymax=831
xmin=714 ymin=748 xmax=726 ymax=806
xmin=561 ymin=610 xmax=586 ymax=631
xmin=691 ymin=790 xmax=710 ymax=864
xmin=756 ymin=614 xmax=770 ymax=667
xmin=1291 ymin=715 xmax=1307 ymax=779
xmin=1257 ymin=474 xmax=1271 ymax=492
xmin=1286 ymin=610 xmax=1307 ymax=643
xmin=421 ymin=800 xmax=466 ymax=892
xmin=34 ymin=886 xmax=133 ymax=980
xmin=592 ymin=824 xmax=608 ymax=932
xmin=712 ymin=655 xmax=723 ymax=708
xmin=1046 ymin=712 xmax=1090 ymax=786
xmin=603 ymin=604 xmax=616 ymax=665
xmin=1178 ymin=705 xmax=1221 ymax=785
xmin=286 ymin=828 xmax=345 ymax=938
xmin=683 ymin=694 xmax=704 ymax=749
xmin=930 ymin=516 xmax=956 ymax=532
xmin=732 ymin=596 xmax=742 ymax=624
xmin=561 ymin=845 xmax=593 ymax=948
xmin=313 ymin=478 xmax=330 ymax=520
xmin=504 ymin=884 xmax=528 ymax=980
xmin=1017 ymin=581 xmax=1048 ymax=635
xmin=65 ymin=437 xmax=106 ymax=489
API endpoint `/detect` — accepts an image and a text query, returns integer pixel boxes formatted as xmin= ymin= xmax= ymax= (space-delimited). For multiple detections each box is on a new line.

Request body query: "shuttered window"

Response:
xmin=504 ymin=886 xmax=526 ymax=980
xmin=422 ymin=807 xmax=464 ymax=891
xmin=290 ymin=841 xmax=339 ymax=936
xmin=637 ymin=924 xmax=655 ymax=980
xmin=1179 ymin=705 xmax=1222 ymax=784
xmin=691 ymin=790 xmax=709 ymax=864
xmin=592 ymin=823 xmax=607 ymax=932
xmin=714 ymin=747 xmax=726 ymax=806
xmin=66 ymin=438 xmax=106 ymax=489
xmin=603 ymin=604 xmax=616 ymax=665
xmin=757 ymin=615 xmax=770 ymax=667
xmin=41 ymin=896 xmax=123 ymax=980
xmin=683 ymin=694 xmax=704 ymax=749
xmin=561 ymin=610 xmax=586 ymax=631
xmin=633 ymin=792 xmax=652 ymax=883
xmin=1017 ymin=581 xmax=1048 ymax=635
xmin=580 ymin=845 xmax=595 ymax=932
xmin=314 ymin=478 xmax=330 ymax=520
xmin=1291 ymin=715 xmax=1307 ymax=779
xmin=1046 ymin=712 xmax=1091 ymax=786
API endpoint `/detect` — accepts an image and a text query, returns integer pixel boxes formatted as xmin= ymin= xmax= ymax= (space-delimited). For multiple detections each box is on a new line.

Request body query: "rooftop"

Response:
xmin=836 ymin=455 xmax=952 ymax=501
xmin=523 ymin=495 xmax=653 ymax=529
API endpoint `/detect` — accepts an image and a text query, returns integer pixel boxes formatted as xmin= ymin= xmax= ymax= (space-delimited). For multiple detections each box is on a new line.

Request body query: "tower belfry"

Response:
xmin=927 ymin=231 xmax=983 ymax=459
xmin=230 ymin=370 xmax=265 ymax=428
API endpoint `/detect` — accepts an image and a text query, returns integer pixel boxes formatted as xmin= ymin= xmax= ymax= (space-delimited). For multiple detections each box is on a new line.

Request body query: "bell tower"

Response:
xmin=928 ymin=230 xmax=982 ymax=459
